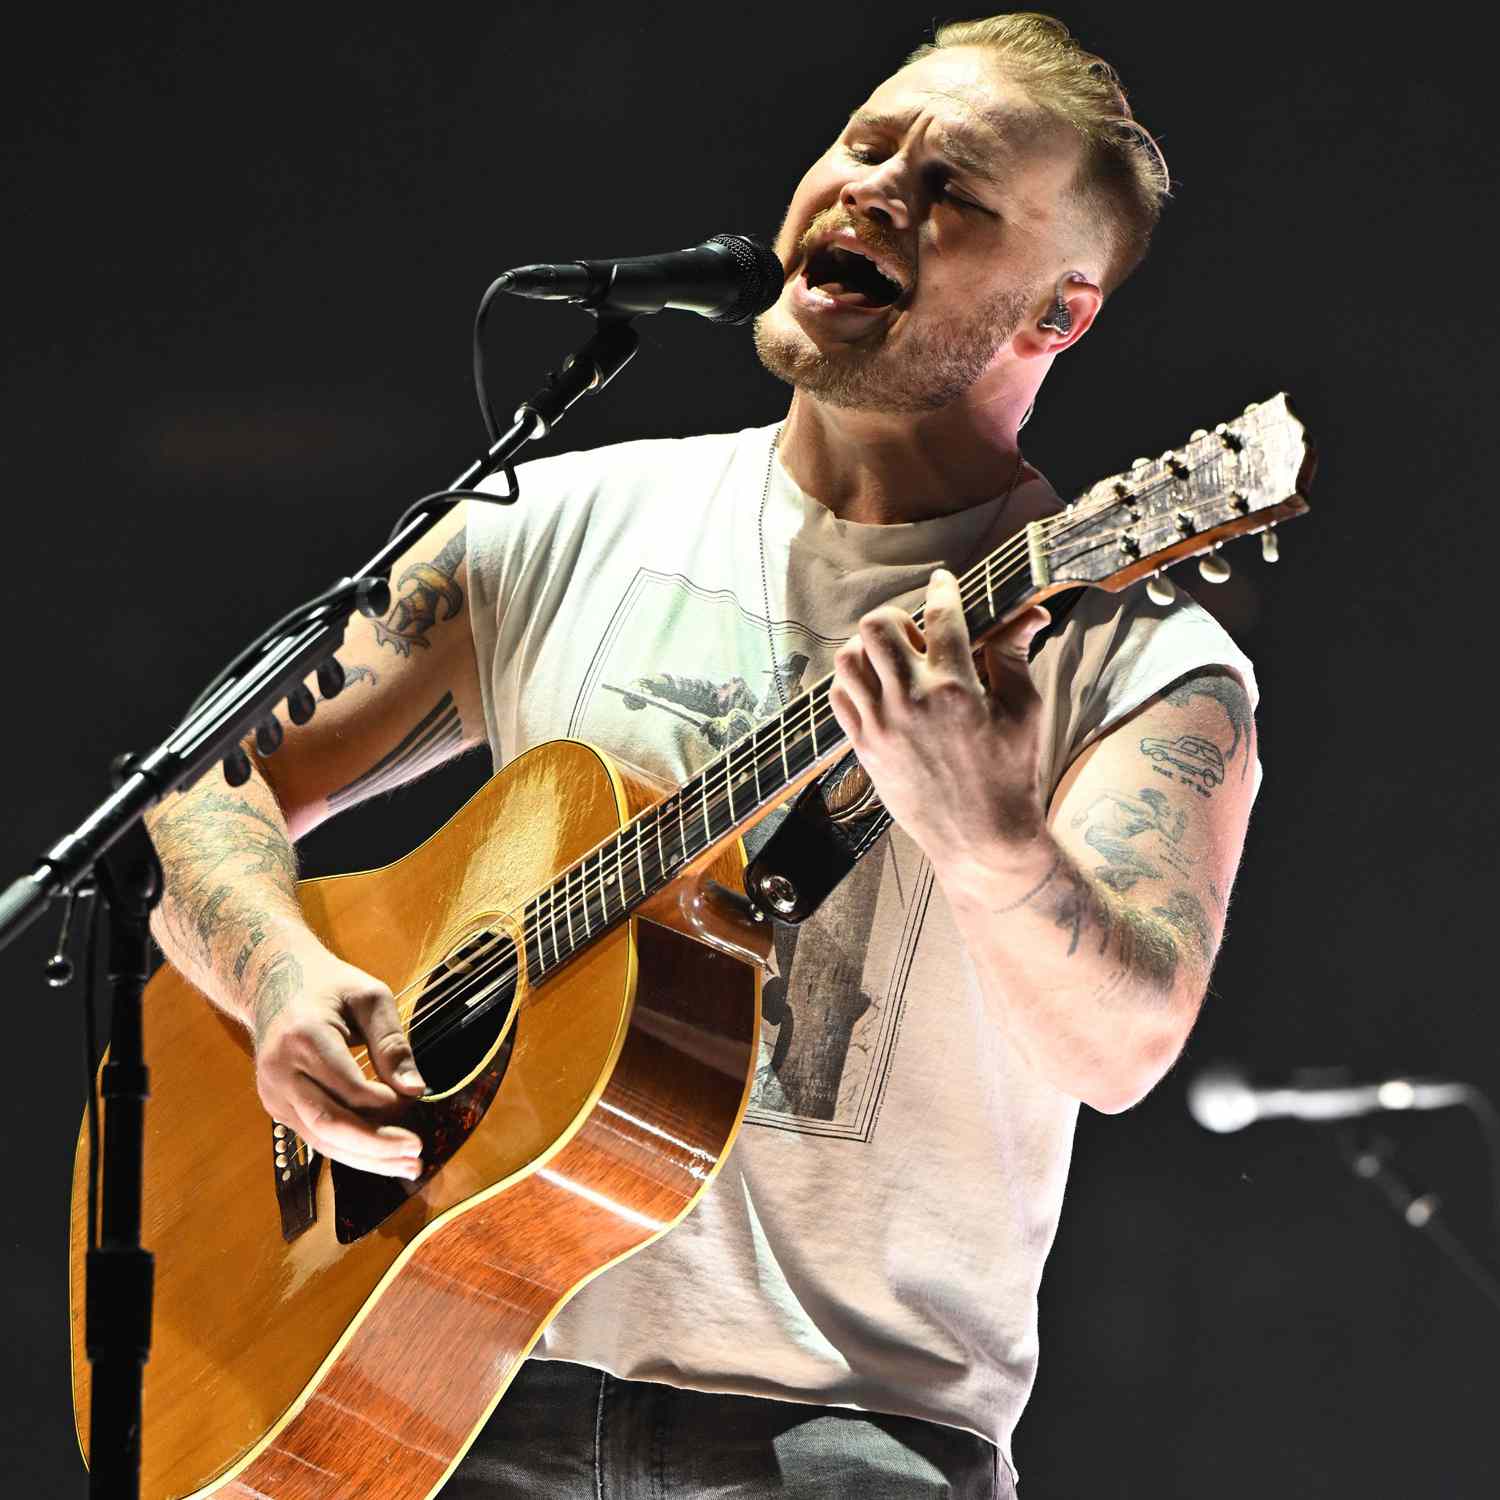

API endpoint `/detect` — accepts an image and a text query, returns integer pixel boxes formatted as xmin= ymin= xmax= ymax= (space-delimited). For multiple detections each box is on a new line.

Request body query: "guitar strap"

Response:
xmin=745 ymin=586 xmax=1085 ymax=925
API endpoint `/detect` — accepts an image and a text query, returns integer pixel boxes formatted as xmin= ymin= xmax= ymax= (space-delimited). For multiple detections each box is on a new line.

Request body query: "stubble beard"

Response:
xmin=753 ymin=280 xmax=1033 ymax=415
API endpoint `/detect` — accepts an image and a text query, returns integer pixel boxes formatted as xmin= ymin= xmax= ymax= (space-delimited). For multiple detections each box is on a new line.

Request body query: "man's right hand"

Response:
xmin=252 ymin=945 xmax=429 ymax=1180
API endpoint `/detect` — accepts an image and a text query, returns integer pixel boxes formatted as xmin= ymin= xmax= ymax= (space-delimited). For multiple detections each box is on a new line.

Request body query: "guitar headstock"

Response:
xmin=1041 ymin=393 xmax=1315 ymax=596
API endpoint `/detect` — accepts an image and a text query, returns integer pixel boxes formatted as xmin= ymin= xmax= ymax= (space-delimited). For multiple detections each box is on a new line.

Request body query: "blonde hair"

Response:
xmin=906 ymin=13 xmax=1170 ymax=293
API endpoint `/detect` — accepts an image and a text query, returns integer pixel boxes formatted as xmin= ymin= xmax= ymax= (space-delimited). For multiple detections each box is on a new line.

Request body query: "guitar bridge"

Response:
xmin=273 ymin=1122 xmax=321 ymax=1243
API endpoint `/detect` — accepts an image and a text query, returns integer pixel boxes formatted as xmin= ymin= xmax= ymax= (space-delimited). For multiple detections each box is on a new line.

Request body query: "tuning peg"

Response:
xmin=316 ymin=657 xmax=346 ymax=699
xmin=1198 ymin=551 xmax=1232 ymax=584
xmin=1190 ymin=428 xmax=1208 ymax=442
xmin=1146 ymin=573 xmax=1177 ymax=607
xmin=286 ymin=683 xmax=317 ymax=725
xmin=222 ymin=745 xmax=253 ymax=787
xmin=255 ymin=717 xmax=284 ymax=756
xmin=1261 ymin=529 xmax=1280 ymax=563
xmin=356 ymin=577 xmax=392 ymax=619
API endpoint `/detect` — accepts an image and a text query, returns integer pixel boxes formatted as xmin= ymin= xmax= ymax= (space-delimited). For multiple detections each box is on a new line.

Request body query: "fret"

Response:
xmin=984 ymin=553 xmax=994 ymax=619
xmin=675 ymin=790 xmax=687 ymax=867
xmin=700 ymin=773 xmax=711 ymax=843
xmin=548 ymin=880 xmax=561 ymax=967
xmin=808 ymin=699 xmax=818 ymax=756
xmin=613 ymin=836 xmax=626 ymax=904
xmin=634 ymin=824 xmax=646 ymax=895
xmin=562 ymin=868 xmax=576 ymax=953
xmin=653 ymin=806 xmax=667 ymax=878
xmin=523 ymin=905 xmax=545 ymax=985
xmin=752 ymin=731 xmax=763 ymax=803
xmin=589 ymin=849 xmax=601 ymax=916
xmin=724 ymin=756 xmax=737 ymax=823
xmin=596 ymin=850 xmax=611 ymax=923
xmin=579 ymin=861 xmax=591 ymax=938
xmin=778 ymin=718 xmax=790 ymax=783
xmin=821 ymin=688 xmax=833 ymax=744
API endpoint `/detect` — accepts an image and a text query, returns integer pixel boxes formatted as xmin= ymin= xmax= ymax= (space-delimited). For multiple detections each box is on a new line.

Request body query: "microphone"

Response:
xmin=494 ymin=233 xmax=784 ymax=324
xmin=1187 ymin=1065 xmax=1473 ymax=1134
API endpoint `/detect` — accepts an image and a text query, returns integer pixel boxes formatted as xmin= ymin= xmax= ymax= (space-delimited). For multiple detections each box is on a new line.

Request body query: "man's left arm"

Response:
xmin=829 ymin=570 xmax=1255 ymax=1115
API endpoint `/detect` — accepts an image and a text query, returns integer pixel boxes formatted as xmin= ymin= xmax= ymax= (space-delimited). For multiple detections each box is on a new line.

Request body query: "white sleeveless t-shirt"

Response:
xmin=465 ymin=425 xmax=1259 ymax=1483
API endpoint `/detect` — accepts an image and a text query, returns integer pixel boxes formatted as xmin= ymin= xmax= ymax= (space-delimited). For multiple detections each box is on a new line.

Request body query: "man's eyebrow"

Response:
xmin=844 ymin=109 xmax=1008 ymax=186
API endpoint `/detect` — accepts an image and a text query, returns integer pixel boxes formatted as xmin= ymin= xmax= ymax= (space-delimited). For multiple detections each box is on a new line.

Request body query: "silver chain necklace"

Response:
xmin=755 ymin=426 xmax=1025 ymax=709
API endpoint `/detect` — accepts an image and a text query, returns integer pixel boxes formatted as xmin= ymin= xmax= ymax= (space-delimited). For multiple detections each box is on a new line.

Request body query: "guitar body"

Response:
xmin=68 ymin=739 xmax=762 ymax=1499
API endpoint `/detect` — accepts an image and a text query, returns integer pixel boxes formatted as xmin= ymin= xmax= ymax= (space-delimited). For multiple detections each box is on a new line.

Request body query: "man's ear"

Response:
xmin=1013 ymin=273 xmax=1103 ymax=359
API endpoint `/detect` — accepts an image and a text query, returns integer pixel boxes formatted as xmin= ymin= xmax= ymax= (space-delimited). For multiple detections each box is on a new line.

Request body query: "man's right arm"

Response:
xmin=144 ymin=503 xmax=487 ymax=1178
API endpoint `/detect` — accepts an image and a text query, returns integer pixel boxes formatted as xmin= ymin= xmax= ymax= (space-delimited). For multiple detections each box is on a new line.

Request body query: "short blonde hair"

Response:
xmin=906 ymin=13 xmax=1170 ymax=293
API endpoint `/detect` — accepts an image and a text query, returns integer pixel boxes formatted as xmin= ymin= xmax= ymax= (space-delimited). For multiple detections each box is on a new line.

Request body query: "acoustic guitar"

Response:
xmin=69 ymin=395 xmax=1314 ymax=1498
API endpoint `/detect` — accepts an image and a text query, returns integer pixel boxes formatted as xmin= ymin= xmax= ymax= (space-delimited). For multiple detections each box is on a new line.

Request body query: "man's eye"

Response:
xmin=845 ymin=143 xmax=883 ymax=164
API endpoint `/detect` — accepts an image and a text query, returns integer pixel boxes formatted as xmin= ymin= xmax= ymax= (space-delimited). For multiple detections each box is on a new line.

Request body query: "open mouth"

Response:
xmin=802 ymin=242 xmax=907 ymax=309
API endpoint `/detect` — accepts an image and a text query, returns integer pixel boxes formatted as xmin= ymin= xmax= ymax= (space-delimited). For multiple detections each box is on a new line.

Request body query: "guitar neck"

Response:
xmin=520 ymin=533 xmax=1046 ymax=987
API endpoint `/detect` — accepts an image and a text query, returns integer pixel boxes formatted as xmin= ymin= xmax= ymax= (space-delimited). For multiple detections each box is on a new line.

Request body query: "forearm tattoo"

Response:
xmin=1027 ymin=862 xmax=1184 ymax=1010
xmin=150 ymin=789 xmax=301 ymax=997
xmin=253 ymin=952 xmax=304 ymax=1047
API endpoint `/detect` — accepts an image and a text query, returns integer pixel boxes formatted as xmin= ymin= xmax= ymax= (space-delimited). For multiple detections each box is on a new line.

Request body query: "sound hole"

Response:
xmin=409 ymin=929 xmax=519 ymax=1094
xmin=332 ymin=927 xmax=521 ymax=1244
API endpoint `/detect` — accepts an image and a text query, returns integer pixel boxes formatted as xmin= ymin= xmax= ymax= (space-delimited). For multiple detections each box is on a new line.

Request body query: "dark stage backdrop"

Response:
xmin=4 ymin=5 xmax=1495 ymax=1495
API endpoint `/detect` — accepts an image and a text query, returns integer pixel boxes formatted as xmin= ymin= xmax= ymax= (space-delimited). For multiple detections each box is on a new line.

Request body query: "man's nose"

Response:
xmin=841 ymin=162 xmax=911 ymax=231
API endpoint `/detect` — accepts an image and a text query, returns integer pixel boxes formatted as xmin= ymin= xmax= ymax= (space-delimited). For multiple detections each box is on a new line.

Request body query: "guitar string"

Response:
xmin=346 ymin=474 xmax=1259 ymax=1075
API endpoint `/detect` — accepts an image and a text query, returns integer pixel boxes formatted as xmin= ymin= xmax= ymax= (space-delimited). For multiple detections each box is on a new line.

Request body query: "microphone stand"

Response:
xmin=0 ymin=312 xmax=639 ymax=1497
xmin=1336 ymin=1126 xmax=1500 ymax=1317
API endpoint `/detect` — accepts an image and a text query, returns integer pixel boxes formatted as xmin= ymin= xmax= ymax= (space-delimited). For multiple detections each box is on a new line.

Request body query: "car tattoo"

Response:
xmin=1140 ymin=734 xmax=1225 ymax=787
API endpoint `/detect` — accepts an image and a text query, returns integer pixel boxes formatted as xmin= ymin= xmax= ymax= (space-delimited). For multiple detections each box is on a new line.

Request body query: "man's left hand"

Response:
xmin=828 ymin=568 xmax=1051 ymax=879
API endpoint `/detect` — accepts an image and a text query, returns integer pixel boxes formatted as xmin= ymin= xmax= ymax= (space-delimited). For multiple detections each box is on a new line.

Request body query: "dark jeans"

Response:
xmin=444 ymin=1358 xmax=1013 ymax=1498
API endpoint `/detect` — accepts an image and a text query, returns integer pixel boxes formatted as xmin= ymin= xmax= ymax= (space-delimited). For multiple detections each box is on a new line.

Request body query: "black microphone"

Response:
xmin=1186 ymin=1065 xmax=1473 ymax=1134
xmin=494 ymin=233 xmax=784 ymax=324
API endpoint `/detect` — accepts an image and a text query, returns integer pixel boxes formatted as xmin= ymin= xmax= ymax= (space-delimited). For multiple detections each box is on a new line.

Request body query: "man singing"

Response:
xmin=146 ymin=14 xmax=1258 ymax=1496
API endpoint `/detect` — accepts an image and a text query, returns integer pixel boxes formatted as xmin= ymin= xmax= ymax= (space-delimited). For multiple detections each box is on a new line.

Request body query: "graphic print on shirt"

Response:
xmin=568 ymin=567 xmax=936 ymax=1143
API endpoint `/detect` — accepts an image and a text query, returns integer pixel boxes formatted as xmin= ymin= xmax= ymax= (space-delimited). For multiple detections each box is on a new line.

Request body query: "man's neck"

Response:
xmin=776 ymin=388 xmax=1033 ymax=526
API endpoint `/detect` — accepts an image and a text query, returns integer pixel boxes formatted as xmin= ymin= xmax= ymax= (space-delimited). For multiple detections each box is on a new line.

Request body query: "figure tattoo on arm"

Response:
xmin=1071 ymin=786 xmax=1194 ymax=889
xmin=1001 ymin=771 xmax=1217 ymax=1009
xmin=373 ymin=531 xmax=466 ymax=657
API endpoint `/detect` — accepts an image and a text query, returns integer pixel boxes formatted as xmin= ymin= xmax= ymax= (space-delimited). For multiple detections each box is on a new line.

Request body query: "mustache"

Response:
xmin=796 ymin=209 xmax=913 ymax=282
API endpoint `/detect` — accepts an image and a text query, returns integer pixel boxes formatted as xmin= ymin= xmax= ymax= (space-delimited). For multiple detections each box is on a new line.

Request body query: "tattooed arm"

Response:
xmin=832 ymin=570 xmax=1255 ymax=1115
xmin=958 ymin=664 xmax=1256 ymax=1112
xmin=144 ymin=504 xmax=486 ymax=1175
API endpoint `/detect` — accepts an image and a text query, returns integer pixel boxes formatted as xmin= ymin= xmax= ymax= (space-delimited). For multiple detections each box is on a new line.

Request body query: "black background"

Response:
xmin=4 ymin=4 xmax=1497 ymax=1495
